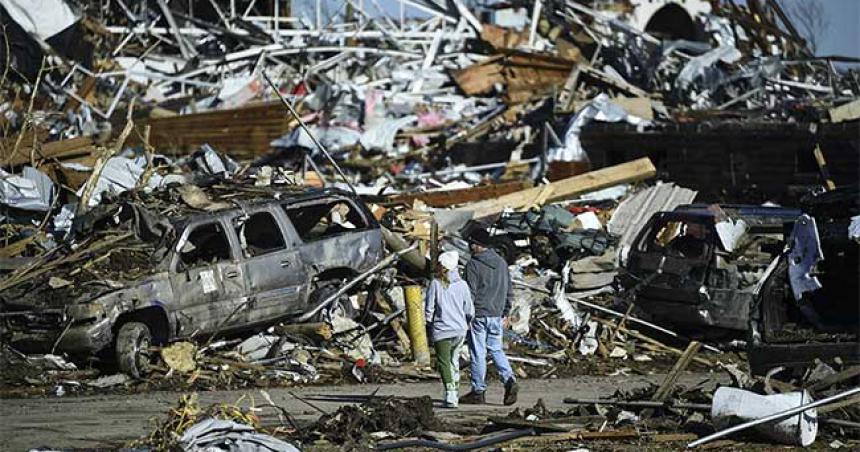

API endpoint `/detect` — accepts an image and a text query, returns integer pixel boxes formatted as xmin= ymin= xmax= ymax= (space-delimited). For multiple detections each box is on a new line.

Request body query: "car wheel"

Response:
xmin=116 ymin=322 xmax=153 ymax=378
xmin=311 ymin=280 xmax=356 ymax=322
xmin=530 ymin=234 xmax=560 ymax=269
xmin=489 ymin=235 xmax=517 ymax=264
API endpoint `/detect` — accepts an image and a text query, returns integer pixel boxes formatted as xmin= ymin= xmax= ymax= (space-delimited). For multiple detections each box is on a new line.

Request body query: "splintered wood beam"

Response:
xmin=385 ymin=180 xmax=532 ymax=207
xmin=455 ymin=157 xmax=656 ymax=219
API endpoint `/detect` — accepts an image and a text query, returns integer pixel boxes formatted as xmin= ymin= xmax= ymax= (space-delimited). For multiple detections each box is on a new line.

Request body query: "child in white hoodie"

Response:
xmin=425 ymin=251 xmax=475 ymax=408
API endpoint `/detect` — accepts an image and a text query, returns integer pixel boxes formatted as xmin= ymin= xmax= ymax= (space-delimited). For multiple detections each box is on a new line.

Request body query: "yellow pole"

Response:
xmin=404 ymin=285 xmax=431 ymax=365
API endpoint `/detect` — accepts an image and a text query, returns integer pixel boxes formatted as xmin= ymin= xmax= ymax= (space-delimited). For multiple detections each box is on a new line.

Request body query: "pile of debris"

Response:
xmin=1 ymin=0 xmax=858 ymax=449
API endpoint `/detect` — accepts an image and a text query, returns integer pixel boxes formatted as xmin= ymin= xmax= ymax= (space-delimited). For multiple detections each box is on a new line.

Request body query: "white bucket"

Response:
xmin=711 ymin=387 xmax=818 ymax=446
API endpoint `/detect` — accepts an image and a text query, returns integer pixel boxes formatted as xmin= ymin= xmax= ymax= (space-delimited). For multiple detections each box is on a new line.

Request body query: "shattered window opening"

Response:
xmin=283 ymin=199 xmax=368 ymax=242
xmin=235 ymin=211 xmax=287 ymax=258
xmin=178 ymin=222 xmax=232 ymax=270
xmin=642 ymin=218 xmax=715 ymax=259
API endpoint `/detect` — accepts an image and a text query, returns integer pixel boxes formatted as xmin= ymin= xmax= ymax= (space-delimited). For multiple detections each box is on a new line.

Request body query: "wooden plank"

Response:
xmin=808 ymin=365 xmax=860 ymax=392
xmin=0 ymin=136 xmax=93 ymax=166
xmin=137 ymin=101 xmax=297 ymax=156
xmin=593 ymin=317 xmax=713 ymax=367
xmin=386 ymin=181 xmax=531 ymax=208
xmin=641 ymin=340 xmax=701 ymax=419
xmin=829 ymin=98 xmax=860 ymax=123
xmin=652 ymin=341 xmax=701 ymax=402
xmin=272 ymin=322 xmax=333 ymax=341
xmin=375 ymin=289 xmax=411 ymax=352
xmin=455 ymin=157 xmax=656 ymax=219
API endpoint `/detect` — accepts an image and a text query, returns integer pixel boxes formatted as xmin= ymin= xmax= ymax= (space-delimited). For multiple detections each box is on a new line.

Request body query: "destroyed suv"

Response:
xmin=1 ymin=186 xmax=384 ymax=377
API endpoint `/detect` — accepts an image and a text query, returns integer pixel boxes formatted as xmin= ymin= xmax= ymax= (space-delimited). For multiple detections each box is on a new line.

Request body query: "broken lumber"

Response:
xmin=652 ymin=341 xmax=702 ymax=402
xmin=456 ymin=158 xmax=656 ymax=219
xmin=592 ymin=317 xmax=713 ymax=367
xmin=375 ymin=289 xmax=411 ymax=352
xmin=642 ymin=340 xmax=701 ymax=418
xmin=385 ymin=180 xmax=531 ymax=208
xmin=272 ymin=322 xmax=333 ymax=341
xmin=808 ymin=365 xmax=860 ymax=392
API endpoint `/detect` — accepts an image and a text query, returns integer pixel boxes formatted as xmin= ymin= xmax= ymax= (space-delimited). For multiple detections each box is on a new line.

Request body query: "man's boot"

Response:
xmin=459 ymin=390 xmax=485 ymax=405
xmin=503 ymin=379 xmax=518 ymax=406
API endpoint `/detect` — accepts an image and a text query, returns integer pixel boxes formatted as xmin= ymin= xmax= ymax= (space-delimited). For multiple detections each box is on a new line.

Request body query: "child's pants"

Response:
xmin=434 ymin=336 xmax=464 ymax=402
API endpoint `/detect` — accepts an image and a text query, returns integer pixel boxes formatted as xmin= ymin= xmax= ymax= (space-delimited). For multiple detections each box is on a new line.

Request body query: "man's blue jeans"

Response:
xmin=468 ymin=316 xmax=515 ymax=392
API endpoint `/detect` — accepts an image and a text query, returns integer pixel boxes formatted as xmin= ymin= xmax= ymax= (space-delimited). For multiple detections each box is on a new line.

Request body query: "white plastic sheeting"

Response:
xmin=711 ymin=387 xmax=817 ymax=446
xmin=77 ymin=157 xmax=163 ymax=208
xmin=676 ymin=44 xmax=742 ymax=91
xmin=179 ymin=418 xmax=300 ymax=452
xmin=0 ymin=167 xmax=55 ymax=211
xmin=549 ymin=93 xmax=650 ymax=162
xmin=272 ymin=125 xmax=361 ymax=152
xmin=0 ymin=0 xmax=77 ymax=40
xmin=360 ymin=115 xmax=417 ymax=154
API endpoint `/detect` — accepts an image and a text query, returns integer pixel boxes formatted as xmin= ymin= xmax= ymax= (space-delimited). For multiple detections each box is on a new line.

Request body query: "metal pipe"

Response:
xmin=563 ymin=397 xmax=711 ymax=411
xmin=687 ymin=387 xmax=860 ymax=448
xmin=262 ymin=71 xmax=358 ymax=196
xmin=376 ymin=428 xmax=534 ymax=451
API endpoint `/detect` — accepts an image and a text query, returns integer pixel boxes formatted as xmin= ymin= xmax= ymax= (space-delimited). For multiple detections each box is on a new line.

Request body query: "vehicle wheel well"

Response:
xmin=314 ymin=267 xmax=357 ymax=284
xmin=114 ymin=307 xmax=170 ymax=345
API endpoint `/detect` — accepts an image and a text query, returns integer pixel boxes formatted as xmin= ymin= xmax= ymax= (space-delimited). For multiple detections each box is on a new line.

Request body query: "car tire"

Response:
xmin=116 ymin=322 xmax=153 ymax=378
xmin=489 ymin=235 xmax=517 ymax=264
xmin=311 ymin=280 xmax=356 ymax=322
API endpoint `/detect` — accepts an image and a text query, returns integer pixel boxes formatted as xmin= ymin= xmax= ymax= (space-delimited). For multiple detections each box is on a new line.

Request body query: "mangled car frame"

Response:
xmin=0 ymin=186 xmax=384 ymax=376
xmin=619 ymin=192 xmax=859 ymax=373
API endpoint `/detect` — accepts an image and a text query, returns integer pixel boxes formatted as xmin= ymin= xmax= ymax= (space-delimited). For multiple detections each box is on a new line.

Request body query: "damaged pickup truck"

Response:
xmin=0 ymin=186 xmax=385 ymax=377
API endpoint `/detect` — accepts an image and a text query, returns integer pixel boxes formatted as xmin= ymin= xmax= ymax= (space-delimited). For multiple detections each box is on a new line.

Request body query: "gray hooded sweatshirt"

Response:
xmin=424 ymin=270 xmax=474 ymax=343
xmin=465 ymin=249 xmax=513 ymax=318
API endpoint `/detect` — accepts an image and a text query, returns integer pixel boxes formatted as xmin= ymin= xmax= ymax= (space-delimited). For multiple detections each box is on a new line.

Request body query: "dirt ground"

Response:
xmin=0 ymin=372 xmax=726 ymax=450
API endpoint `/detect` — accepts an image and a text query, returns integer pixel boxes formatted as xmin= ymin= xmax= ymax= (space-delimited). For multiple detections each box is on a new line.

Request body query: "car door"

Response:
xmin=169 ymin=218 xmax=248 ymax=337
xmin=234 ymin=206 xmax=308 ymax=325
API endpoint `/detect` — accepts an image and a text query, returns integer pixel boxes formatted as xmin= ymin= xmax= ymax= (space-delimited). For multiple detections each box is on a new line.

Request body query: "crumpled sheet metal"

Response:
xmin=849 ymin=215 xmax=860 ymax=242
xmin=549 ymin=93 xmax=651 ymax=162
xmin=608 ymin=182 xmax=698 ymax=264
xmin=77 ymin=156 xmax=163 ymax=208
xmin=787 ymin=214 xmax=823 ymax=301
xmin=0 ymin=166 xmax=55 ymax=211
xmin=179 ymin=418 xmax=300 ymax=452
xmin=675 ymin=44 xmax=742 ymax=92
xmin=360 ymin=115 xmax=417 ymax=155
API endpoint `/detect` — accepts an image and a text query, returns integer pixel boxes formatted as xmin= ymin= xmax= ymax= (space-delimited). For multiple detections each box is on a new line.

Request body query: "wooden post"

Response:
xmin=813 ymin=144 xmax=836 ymax=191
xmin=641 ymin=340 xmax=702 ymax=418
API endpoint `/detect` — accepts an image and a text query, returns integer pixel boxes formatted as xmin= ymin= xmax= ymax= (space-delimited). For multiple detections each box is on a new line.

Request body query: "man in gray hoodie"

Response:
xmin=460 ymin=226 xmax=518 ymax=406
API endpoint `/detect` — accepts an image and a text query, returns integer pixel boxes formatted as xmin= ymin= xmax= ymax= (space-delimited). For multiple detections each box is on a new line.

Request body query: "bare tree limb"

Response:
xmin=781 ymin=0 xmax=830 ymax=54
